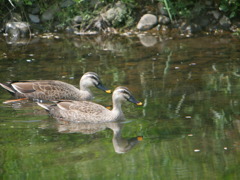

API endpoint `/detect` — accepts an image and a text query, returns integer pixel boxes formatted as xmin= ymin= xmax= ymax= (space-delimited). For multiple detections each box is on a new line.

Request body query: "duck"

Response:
xmin=37 ymin=86 xmax=142 ymax=123
xmin=0 ymin=72 xmax=111 ymax=102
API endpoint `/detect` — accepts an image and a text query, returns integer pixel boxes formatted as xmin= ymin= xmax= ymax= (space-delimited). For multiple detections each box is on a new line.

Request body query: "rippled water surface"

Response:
xmin=1 ymin=33 xmax=240 ymax=179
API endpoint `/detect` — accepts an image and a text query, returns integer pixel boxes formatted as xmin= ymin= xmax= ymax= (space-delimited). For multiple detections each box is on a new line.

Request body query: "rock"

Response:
xmin=180 ymin=22 xmax=201 ymax=34
xmin=160 ymin=25 xmax=170 ymax=33
xmin=158 ymin=15 xmax=170 ymax=25
xmin=205 ymin=0 xmax=213 ymax=6
xmin=206 ymin=24 xmax=218 ymax=32
xmin=73 ymin=16 xmax=82 ymax=24
xmin=193 ymin=15 xmax=210 ymax=28
xmin=41 ymin=4 xmax=60 ymax=22
xmin=138 ymin=34 xmax=157 ymax=47
xmin=188 ymin=24 xmax=201 ymax=34
xmin=157 ymin=2 xmax=168 ymax=16
xmin=29 ymin=14 xmax=40 ymax=23
xmin=137 ymin=14 xmax=158 ymax=31
xmin=84 ymin=15 xmax=110 ymax=32
xmin=211 ymin=10 xmax=221 ymax=20
xmin=60 ymin=0 xmax=75 ymax=8
xmin=5 ymin=22 xmax=30 ymax=38
xmin=11 ymin=13 xmax=22 ymax=21
xmin=65 ymin=26 xmax=75 ymax=33
xmin=230 ymin=22 xmax=240 ymax=32
xmin=219 ymin=15 xmax=231 ymax=29
xmin=103 ymin=1 xmax=128 ymax=27
xmin=89 ymin=0 xmax=104 ymax=9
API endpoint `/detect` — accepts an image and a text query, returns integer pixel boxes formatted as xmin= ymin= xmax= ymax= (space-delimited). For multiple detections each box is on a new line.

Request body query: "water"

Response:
xmin=1 ymin=33 xmax=240 ymax=179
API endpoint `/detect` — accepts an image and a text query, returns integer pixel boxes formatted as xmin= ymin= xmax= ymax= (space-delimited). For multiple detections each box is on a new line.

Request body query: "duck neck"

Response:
xmin=112 ymin=98 xmax=123 ymax=117
xmin=80 ymin=82 xmax=92 ymax=99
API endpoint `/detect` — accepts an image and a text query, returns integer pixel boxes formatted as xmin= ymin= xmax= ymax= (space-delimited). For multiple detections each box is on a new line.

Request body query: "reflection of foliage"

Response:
xmin=211 ymin=109 xmax=229 ymax=130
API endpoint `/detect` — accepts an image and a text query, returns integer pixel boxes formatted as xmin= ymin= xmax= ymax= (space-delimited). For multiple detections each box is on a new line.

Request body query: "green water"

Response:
xmin=1 ymin=33 xmax=240 ymax=179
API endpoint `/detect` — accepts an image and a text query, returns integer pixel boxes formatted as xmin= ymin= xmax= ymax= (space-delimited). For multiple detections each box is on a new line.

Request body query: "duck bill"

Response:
xmin=128 ymin=96 xmax=142 ymax=106
xmin=96 ymin=83 xmax=112 ymax=94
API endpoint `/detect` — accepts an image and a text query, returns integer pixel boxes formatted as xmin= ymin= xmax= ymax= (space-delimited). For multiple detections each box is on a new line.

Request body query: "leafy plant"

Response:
xmin=233 ymin=28 xmax=240 ymax=36
xmin=158 ymin=0 xmax=198 ymax=20
xmin=219 ymin=0 xmax=240 ymax=18
xmin=162 ymin=0 xmax=173 ymax=22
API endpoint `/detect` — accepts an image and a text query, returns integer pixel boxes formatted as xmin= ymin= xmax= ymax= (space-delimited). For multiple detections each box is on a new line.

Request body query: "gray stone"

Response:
xmin=41 ymin=4 xmax=60 ymax=22
xmin=29 ymin=14 xmax=40 ymax=23
xmin=137 ymin=14 xmax=158 ymax=31
xmin=205 ymin=0 xmax=213 ymax=6
xmin=180 ymin=22 xmax=201 ymax=34
xmin=210 ymin=10 xmax=221 ymax=20
xmin=138 ymin=34 xmax=157 ymax=47
xmin=60 ymin=0 xmax=75 ymax=8
xmin=206 ymin=24 xmax=218 ymax=32
xmin=187 ymin=24 xmax=201 ymax=33
xmin=195 ymin=16 xmax=210 ymax=28
xmin=90 ymin=0 xmax=103 ymax=9
xmin=157 ymin=2 xmax=168 ymax=16
xmin=73 ymin=16 xmax=82 ymax=24
xmin=103 ymin=1 xmax=128 ymax=27
xmin=11 ymin=13 xmax=22 ymax=21
xmin=65 ymin=26 xmax=75 ymax=33
xmin=219 ymin=15 xmax=231 ymax=29
xmin=5 ymin=22 xmax=30 ymax=38
xmin=158 ymin=15 xmax=170 ymax=25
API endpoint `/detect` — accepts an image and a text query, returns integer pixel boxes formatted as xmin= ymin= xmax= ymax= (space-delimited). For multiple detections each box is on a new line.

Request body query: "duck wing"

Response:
xmin=11 ymin=81 xmax=67 ymax=93
xmin=56 ymin=101 xmax=107 ymax=115
xmin=11 ymin=81 xmax=37 ymax=93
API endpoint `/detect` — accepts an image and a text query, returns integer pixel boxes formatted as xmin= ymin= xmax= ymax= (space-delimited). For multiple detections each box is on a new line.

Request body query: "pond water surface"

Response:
xmin=0 ymin=33 xmax=240 ymax=179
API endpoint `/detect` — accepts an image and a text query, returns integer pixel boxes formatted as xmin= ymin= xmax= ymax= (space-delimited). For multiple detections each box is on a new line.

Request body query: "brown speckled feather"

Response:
xmin=9 ymin=80 xmax=83 ymax=101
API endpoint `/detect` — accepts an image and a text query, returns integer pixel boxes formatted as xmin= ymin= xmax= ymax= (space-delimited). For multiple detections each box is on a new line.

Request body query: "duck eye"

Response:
xmin=90 ymin=76 xmax=99 ymax=82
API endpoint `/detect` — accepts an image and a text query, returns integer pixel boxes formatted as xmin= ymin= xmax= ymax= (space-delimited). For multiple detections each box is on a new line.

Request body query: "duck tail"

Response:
xmin=0 ymin=82 xmax=15 ymax=93
xmin=37 ymin=102 xmax=50 ymax=111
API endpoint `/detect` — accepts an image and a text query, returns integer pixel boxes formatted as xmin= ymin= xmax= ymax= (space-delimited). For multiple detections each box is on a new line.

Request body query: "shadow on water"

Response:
xmin=1 ymin=33 xmax=240 ymax=179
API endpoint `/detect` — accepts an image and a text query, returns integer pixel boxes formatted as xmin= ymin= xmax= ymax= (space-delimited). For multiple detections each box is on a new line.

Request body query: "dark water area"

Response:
xmin=0 ymin=33 xmax=240 ymax=179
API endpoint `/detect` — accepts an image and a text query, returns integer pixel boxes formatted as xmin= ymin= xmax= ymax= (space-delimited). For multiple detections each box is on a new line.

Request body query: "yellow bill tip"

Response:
xmin=137 ymin=136 xmax=143 ymax=141
xmin=105 ymin=106 xmax=112 ymax=110
xmin=105 ymin=90 xmax=112 ymax=94
xmin=137 ymin=102 xmax=143 ymax=106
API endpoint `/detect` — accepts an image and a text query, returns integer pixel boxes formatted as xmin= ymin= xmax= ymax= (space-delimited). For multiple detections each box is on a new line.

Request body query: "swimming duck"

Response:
xmin=0 ymin=72 xmax=111 ymax=102
xmin=37 ymin=86 xmax=142 ymax=123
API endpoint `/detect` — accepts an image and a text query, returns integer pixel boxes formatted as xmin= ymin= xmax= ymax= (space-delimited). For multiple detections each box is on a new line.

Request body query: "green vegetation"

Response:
xmin=219 ymin=0 xmax=240 ymax=18
xmin=0 ymin=0 xmax=240 ymax=33
xmin=159 ymin=0 xmax=240 ymax=19
xmin=233 ymin=28 xmax=240 ymax=36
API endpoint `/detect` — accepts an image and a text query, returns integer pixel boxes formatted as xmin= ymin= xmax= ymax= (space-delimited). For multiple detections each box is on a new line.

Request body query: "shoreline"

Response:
xmin=1 ymin=1 xmax=240 ymax=40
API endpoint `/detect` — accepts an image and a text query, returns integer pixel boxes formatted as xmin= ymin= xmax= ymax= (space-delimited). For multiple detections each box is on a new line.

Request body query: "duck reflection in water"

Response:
xmin=56 ymin=119 xmax=143 ymax=154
